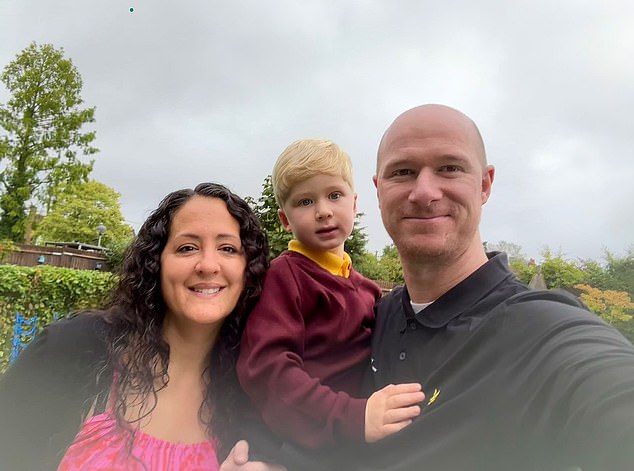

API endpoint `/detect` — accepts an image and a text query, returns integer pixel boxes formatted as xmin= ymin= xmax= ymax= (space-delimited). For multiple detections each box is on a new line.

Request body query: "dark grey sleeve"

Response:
xmin=0 ymin=313 xmax=110 ymax=470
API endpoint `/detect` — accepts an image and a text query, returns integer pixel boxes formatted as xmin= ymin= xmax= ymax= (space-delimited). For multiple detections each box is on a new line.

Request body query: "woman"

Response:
xmin=0 ymin=183 xmax=281 ymax=471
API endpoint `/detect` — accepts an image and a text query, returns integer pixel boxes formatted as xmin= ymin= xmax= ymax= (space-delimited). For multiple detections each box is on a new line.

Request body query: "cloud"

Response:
xmin=2 ymin=0 xmax=632 ymax=261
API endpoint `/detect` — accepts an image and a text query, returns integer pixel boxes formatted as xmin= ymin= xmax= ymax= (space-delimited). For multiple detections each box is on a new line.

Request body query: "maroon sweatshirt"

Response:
xmin=237 ymin=251 xmax=382 ymax=448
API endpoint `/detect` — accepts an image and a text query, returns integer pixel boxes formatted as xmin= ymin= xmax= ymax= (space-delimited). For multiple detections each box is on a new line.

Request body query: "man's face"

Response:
xmin=373 ymin=106 xmax=494 ymax=263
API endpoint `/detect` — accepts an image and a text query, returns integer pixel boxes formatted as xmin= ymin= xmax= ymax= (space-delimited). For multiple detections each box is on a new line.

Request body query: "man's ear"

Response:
xmin=481 ymin=165 xmax=495 ymax=205
xmin=372 ymin=175 xmax=381 ymax=209
xmin=278 ymin=208 xmax=293 ymax=232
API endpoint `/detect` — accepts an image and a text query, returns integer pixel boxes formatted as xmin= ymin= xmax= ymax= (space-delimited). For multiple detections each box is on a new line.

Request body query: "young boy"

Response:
xmin=237 ymin=139 xmax=423 ymax=465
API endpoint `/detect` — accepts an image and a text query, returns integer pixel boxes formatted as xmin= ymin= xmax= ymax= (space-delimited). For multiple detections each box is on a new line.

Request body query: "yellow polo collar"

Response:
xmin=288 ymin=240 xmax=352 ymax=278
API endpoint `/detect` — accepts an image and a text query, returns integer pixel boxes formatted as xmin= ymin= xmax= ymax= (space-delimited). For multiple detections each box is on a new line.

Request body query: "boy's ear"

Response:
xmin=278 ymin=208 xmax=293 ymax=232
xmin=353 ymin=193 xmax=358 ymax=215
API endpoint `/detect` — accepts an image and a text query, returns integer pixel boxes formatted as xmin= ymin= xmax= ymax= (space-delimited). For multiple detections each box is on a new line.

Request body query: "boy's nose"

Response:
xmin=315 ymin=201 xmax=333 ymax=220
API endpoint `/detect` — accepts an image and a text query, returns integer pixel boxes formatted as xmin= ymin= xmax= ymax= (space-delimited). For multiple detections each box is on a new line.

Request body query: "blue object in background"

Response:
xmin=9 ymin=313 xmax=38 ymax=365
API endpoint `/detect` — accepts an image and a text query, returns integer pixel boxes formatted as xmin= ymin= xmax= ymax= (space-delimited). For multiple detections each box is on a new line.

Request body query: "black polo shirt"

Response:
xmin=362 ymin=253 xmax=634 ymax=471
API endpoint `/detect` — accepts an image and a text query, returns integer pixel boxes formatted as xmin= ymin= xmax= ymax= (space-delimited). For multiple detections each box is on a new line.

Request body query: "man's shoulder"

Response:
xmin=493 ymin=289 xmax=632 ymax=348
xmin=377 ymin=285 xmax=405 ymax=304
xmin=498 ymin=288 xmax=592 ymax=323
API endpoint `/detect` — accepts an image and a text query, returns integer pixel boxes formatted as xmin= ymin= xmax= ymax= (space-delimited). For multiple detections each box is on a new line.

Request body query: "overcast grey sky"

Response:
xmin=1 ymin=0 xmax=633 ymax=262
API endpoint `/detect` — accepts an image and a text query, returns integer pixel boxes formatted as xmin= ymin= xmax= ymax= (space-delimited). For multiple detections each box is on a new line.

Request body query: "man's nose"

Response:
xmin=408 ymin=170 xmax=442 ymax=206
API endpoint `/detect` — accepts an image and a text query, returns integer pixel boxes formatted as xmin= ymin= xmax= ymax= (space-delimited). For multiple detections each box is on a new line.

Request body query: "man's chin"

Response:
xmin=396 ymin=239 xmax=454 ymax=262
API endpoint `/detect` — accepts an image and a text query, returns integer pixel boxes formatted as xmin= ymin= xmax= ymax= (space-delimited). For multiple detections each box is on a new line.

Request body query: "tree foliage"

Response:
xmin=575 ymin=284 xmax=634 ymax=326
xmin=245 ymin=176 xmax=292 ymax=258
xmin=246 ymin=175 xmax=370 ymax=263
xmin=0 ymin=42 xmax=97 ymax=241
xmin=539 ymin=250 xmax=587 ymax=290
xmin=605 ymin=248 xmax=634 ymax=298
xmin=487 ymin=240 xmax=526 ymax=262
xmin=33 ymin=180 xmax=133 ymax=249
xmin=0 ymin=264 xmax=116 ymax=373
xmin=356 ymin=244 xmax=404 ymax=283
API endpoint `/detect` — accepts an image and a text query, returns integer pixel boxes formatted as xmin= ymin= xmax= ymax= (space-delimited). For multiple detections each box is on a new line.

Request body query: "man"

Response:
xmin=362 ymin=104 xmax=634 ymax=470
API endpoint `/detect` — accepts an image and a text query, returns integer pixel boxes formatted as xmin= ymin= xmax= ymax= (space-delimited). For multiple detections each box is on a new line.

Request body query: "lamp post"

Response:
xmin=97 ymin=224 xmax=106 ymax=247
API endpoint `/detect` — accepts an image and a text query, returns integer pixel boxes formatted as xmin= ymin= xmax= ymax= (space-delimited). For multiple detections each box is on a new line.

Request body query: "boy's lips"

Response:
xmin=316 ymin=226 xmax=338 ymax=234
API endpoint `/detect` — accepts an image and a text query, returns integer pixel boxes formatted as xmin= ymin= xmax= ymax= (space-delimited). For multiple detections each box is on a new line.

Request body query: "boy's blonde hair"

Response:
xmin=272 ymin=138 xmax=354 ymax=207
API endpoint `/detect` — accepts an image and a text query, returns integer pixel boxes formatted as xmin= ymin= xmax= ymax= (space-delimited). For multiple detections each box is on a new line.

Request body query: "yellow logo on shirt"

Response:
xmin=427 ymin=388 xmax=440 ymax=405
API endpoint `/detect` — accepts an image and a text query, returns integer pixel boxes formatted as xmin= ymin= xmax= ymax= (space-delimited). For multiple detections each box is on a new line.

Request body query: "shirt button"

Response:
xmin=408 ymin=321 xmax=417 ymax=330
xmin=399 ymin=351 xmax=406 ymax=361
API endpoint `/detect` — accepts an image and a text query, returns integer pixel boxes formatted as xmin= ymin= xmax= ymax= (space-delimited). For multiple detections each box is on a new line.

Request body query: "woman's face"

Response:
xmin=160 ymin=196 xmax=247 ymax=329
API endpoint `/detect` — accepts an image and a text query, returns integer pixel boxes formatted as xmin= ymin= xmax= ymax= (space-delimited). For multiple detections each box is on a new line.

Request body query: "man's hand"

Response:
xmin=365 ymin=383 xmax=424 ymax=443
xmin=220 ymin=440 xmax=287 ymax=471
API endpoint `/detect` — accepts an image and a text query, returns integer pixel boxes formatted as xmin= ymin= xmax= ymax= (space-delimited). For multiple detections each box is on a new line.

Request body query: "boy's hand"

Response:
xmin=365 ymin=383 xmax=424 ymax=443
xmin=220 ymin=440 xmax=287 ymax=471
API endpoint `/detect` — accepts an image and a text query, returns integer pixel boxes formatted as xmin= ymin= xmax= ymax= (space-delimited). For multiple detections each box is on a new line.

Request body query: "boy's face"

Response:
xmin=278 ymin=174 xmax=357 ymax=257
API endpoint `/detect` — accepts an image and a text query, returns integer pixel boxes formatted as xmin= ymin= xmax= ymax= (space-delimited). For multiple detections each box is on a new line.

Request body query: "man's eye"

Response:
xmin=298 ymin=198 xmax=312 ymax=206
xmin=441 ymin=165 xmax=462 ymax=172
xmin=391 ymin=169 xmax=413 ymax=177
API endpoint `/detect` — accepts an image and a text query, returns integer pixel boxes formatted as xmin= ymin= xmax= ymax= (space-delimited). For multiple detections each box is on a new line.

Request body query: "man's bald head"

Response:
xmin=376 ymin=104 xmax=487 ymax=175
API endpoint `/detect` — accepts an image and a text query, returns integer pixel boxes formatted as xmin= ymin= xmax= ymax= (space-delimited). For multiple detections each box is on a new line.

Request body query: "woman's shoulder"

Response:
xmin=49 ymin=310 xmax=110 ymax=343
xmin=34 ymin=311 xmax=112 ymax=365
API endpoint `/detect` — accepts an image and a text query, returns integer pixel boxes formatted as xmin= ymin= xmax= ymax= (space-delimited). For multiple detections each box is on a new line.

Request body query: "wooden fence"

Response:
xmin=0 ymin=243 xmax=109 ymax=271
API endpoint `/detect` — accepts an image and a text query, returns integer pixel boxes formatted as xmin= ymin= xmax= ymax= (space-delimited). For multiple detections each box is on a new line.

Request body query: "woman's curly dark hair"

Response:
xmin=104 ymin=182 xmax=268 ymax=459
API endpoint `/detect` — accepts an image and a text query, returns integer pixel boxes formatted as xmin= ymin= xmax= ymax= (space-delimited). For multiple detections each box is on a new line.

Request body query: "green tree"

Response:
xmin=247 ymin=175 xmax=370 ymax=262
xmin=245 ymin=176 xmax=292 ymax=258
xmin=0 ymin=42 xmax=97 ymax=241
xmin=376 ymin=244 xmax=404 ymax=283
xmin=509 ymin=258 xmax=537 ymax=285
xmin=487 ymin=240 xmax=526 ymax=262
xmin=344 ymin=213 xmax=369 ymax=268
xmin=540 ymin=249 xmax=586 ymax=289
xmin=605 ymin=248 xmax=634 ymax=298
xmin=33 ymin=180 xmax=133 ymax=249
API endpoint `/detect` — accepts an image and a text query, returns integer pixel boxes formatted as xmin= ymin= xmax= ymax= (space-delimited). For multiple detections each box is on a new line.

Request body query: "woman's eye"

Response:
xmin=176 ymin=245 xmax=196 ymax=253
xmin=220 ymin=245 xmax=242 ymax=255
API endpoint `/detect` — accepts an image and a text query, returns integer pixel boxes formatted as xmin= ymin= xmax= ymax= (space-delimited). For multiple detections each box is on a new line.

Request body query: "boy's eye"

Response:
xmin=329 ymin=192 xmax=342 ymax=200
xmin=298 ymin=198 xmax=313 ymax=206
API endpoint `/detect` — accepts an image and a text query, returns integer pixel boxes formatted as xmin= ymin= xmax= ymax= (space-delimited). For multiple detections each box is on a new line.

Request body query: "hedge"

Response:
xmin=0 ymin=265 xmax=117 ymax=373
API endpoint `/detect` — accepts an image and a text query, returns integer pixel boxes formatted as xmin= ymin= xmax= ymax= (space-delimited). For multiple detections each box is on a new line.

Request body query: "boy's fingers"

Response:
xmin=381 ymin=419 xmax=413 ymax=436
xmin=384 ymin=405 xmax=421 ymax=424
xmin=388 ymin=391 xmax=425 ymax=409
xmin=385 ymin=383 xmax=422 ymax=394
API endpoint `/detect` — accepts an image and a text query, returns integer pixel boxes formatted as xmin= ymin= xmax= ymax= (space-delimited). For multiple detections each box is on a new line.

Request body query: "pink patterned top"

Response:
xmin=57 ymin=411 xmax=219 ymax=471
